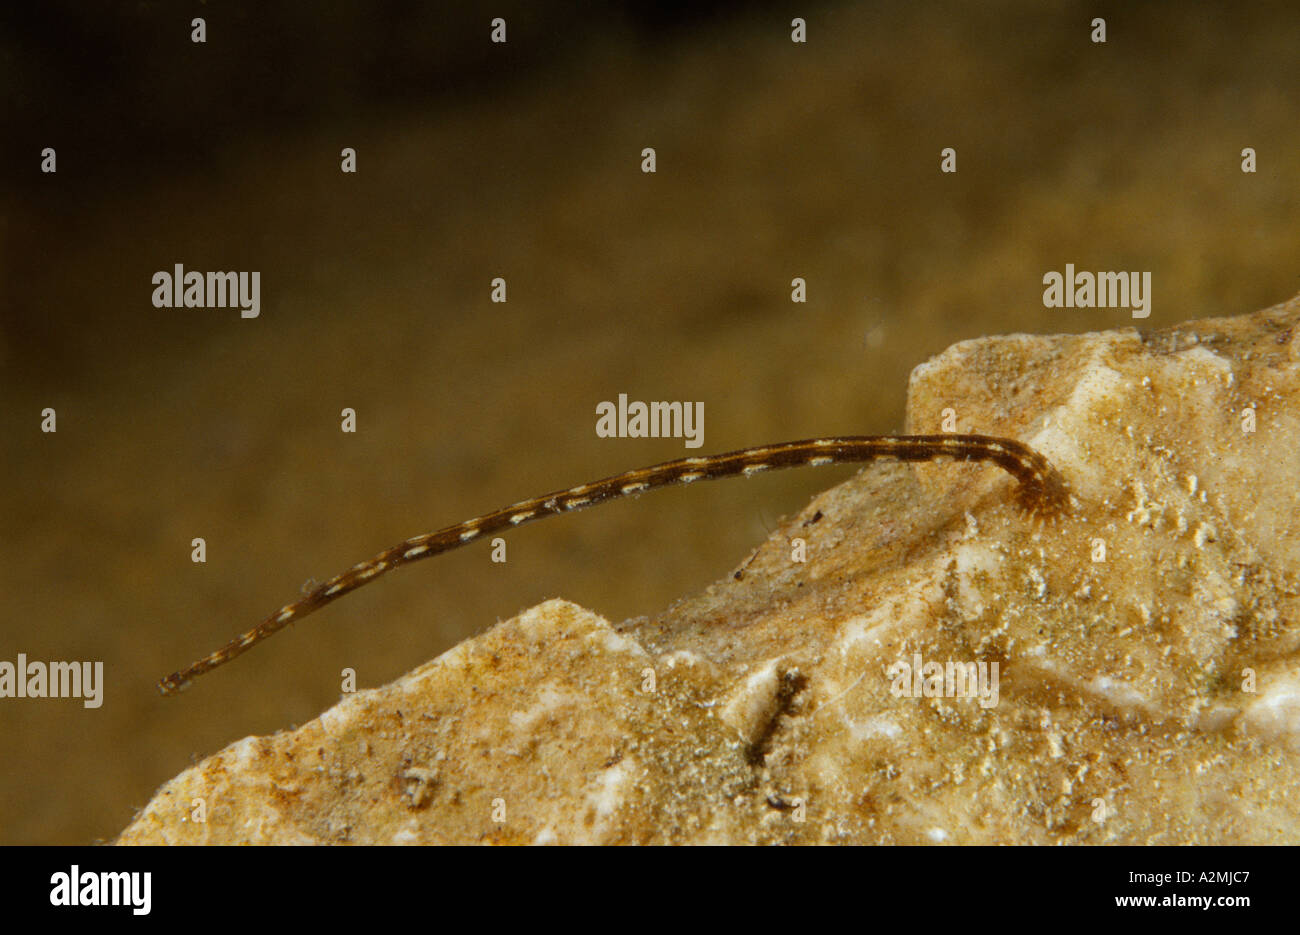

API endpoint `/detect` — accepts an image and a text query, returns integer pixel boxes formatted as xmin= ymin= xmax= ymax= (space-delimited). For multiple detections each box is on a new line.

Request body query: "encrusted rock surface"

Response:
xmin=118 ymin=295 xmax=1300 ymax=844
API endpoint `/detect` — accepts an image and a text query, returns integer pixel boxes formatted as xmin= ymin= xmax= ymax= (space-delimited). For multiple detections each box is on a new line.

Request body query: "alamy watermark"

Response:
xmin=595 ymin=393 xmax=704 ymax=448
xmin=1043 ymin=265 xmax=1150 ymax=319
xmin=50 ymin=866 xmax=150 ymax=915
xmin=887 ymin=653 xmax=999 ymax=709
xmin=0 ymin=654 xmax=103 ymax=708
xmin=151 ymin=264 xmax=260 ymax=318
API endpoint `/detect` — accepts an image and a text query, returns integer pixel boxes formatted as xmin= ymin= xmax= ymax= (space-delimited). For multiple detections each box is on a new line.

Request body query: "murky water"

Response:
xmin=2 ymin=0 xmax=1297 ymax=843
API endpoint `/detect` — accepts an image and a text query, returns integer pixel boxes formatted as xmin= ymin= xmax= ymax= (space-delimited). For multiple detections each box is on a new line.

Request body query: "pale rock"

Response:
xmin=118 ymin=295 xmax=1300 ymax=844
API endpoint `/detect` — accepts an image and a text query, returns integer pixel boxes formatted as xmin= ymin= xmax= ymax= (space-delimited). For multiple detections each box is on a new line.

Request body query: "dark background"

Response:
xmin=1 ymin=0 xmax=1297 ymax=843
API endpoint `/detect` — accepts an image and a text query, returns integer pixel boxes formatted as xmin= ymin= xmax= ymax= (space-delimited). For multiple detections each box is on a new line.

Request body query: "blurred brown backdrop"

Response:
xmin=1 ymin=0 xmax=1297 ymax=843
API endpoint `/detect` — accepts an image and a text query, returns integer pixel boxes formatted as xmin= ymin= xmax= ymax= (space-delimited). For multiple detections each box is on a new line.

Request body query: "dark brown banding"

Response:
xmin=158 ymin=433 xmax=1068 ymax=694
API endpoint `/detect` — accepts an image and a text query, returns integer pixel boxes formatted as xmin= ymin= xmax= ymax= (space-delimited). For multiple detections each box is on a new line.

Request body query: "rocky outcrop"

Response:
xmin=118 ymin=295 xmax=1300 ymax=844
